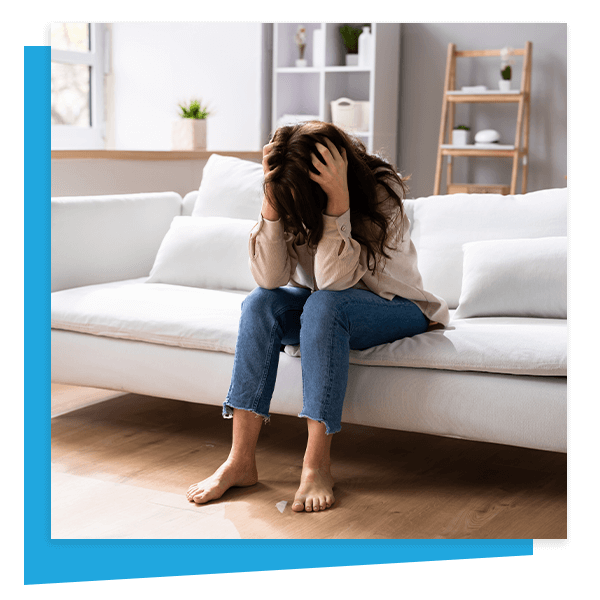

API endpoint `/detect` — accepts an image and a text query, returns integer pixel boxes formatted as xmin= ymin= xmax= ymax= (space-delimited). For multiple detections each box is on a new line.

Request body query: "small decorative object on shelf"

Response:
xmin=358 ymin=25 xmax=373 ymax=67
xmin=452 ymin=124 xmax=470 ymax=146
xmin=461 ymin=85 xmax=487 ymax=93
xmin=172 ymin=99 xmax=210 ymax=151
xmin=474 ymin=129 xmax=501 ymax=145
xmin=294 ymin=25 xmax=307 ymax=67
xmin=499 ymin=46 xmax=515 ymax=92
xmin=340 ymin=24 xmax=361 ymax=66
xmin=331 ymin=97 xmax=370 ymax=132
xmin=313 ymin=28 xmax=324 ymax=68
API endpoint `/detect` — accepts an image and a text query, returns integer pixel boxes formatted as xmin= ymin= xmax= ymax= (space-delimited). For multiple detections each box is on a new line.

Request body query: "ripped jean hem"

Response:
xmin=222 ymin=400 xmax=271 ymax=424
xmin=297 ymin=412 xmax=340 ymax=436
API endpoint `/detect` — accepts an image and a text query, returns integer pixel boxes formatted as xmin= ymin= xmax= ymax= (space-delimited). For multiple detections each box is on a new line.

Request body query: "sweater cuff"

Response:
xmin=255 ymin=212 xmax=284 ymax=240
xmin=322 ymin=208 xmax=351 ymax=239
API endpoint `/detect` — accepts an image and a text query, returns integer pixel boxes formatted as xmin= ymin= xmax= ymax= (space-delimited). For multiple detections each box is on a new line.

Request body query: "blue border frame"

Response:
xmin=25 ymin=45 xmax=532 ymax=585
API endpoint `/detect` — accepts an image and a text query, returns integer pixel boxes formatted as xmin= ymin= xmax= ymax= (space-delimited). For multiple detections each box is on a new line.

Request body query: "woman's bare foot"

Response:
xmin=186 ymin=458 xmax=258 ymax=504
xmin=292 ymin=464 xmax=335 ymax=512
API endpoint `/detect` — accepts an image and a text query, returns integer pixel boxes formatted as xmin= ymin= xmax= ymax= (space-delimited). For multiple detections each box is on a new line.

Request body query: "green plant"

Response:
xmin=500 ymin=46 xmax=514 ymax=80
xmin=339 ymin=25 xmax=362 ymax=54
xmin=454 ymin=124 xmax=470 ymax=130
xmin=178 ymin=99 xmax=210 ymax=119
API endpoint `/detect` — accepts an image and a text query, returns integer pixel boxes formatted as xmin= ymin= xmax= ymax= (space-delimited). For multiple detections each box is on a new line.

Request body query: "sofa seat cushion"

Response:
xmin=51 ymin=280 xmax=566 ymax=377
xmin=285 ymin=316 xmax=567 ymax=377
xmin=51 ymin=278 xmax=248 ymax=354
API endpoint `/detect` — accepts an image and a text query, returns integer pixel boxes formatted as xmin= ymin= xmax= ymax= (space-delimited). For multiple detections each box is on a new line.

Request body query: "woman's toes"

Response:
xmin=292 ymin=501 xmax=304 ymax=512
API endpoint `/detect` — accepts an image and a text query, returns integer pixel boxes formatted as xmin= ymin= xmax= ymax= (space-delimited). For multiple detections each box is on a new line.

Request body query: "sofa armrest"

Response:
xmin=182 ymin=191 xmax=198 ymax=216
xmin=51 ymin=192 xmax=182 ymax=292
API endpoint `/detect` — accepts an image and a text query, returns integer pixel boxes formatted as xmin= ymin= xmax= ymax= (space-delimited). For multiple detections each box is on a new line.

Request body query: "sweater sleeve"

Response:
xmin=248 ymin=214 xmax=299 ymax=289
xmin=314 ymin=209 xmax=368 ymax=291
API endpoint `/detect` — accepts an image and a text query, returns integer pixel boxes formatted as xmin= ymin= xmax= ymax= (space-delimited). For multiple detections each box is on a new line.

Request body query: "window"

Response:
xmin=50 ymin=23 xmax=109 ymax=149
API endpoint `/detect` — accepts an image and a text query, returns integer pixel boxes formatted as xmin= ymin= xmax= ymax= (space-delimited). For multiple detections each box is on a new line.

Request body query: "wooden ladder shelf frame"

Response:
xmin=433 ymin=42 xmax=533 ymax=196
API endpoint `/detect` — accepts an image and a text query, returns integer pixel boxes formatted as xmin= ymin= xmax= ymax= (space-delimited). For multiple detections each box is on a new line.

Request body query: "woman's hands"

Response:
xmin=261 ymin=142 xmax=279 ymax=221
xmin=309 ymin=139 xmax=350 ymax=217
xmin=261 ymin=138 xmax=350 ymax=221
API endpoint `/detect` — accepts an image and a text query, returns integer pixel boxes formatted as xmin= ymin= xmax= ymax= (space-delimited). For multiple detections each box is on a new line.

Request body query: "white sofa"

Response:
xmin=51 ymin=155 xmax=567 ymax=453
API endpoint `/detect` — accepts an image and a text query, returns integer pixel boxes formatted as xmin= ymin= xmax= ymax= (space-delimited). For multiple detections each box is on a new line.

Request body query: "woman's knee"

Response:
xmin=300 ymin=290 xmax=348 ymax=332
xmin=241 ymin=286 xmax=282 ymax=317
xmin=242 ymin=286 xmax=310 ymax=320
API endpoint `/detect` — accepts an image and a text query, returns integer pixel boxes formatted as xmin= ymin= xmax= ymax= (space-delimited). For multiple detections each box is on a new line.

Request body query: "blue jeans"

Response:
xmin=223 ymin=286 xmax=429 ymax=434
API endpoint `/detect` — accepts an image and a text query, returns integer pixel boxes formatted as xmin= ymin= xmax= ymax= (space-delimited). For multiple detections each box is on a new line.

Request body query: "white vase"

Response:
xmin=499 ymin=79 xmax=511 ymax=92
xmin=295 ymin=58 xmax=307 ymax=68
xmin=452 ymin=129 xmax=469 ymax=146
xmin=171 ymin=119 xmax=207 ymax=151
xmin=345 ymin=54 xmax=359 ymax=66
xmin=312 ymin=29 xmax=324 ymax=67
xmin=358 ymin=26 xmax=373 ymax=68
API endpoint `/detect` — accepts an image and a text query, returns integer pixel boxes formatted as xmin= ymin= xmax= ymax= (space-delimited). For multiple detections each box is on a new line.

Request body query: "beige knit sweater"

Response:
xmin=248 ymin=178 xmax=450 ymax=327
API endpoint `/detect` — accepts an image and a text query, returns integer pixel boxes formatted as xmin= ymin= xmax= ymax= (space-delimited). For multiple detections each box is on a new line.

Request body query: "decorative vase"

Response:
xmin=499 ymin=79 xmax=511 ymax=92
xmin=345 ymin=53 xmax=359 ymax=66
xmin=452 ymin=129 xmax=469 ymax=146
xmin=312 ymin=28 xmax=324 ymax=67
xmin=295 ymin=58 xmax=307 ymax=67
xmin=358 ymin=26 xmax=373 ymax=67
xmin=171 ymin=119 xmax=207 ymax=151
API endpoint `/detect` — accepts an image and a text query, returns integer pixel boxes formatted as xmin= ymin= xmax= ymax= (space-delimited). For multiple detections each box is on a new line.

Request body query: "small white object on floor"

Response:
xmin=276 ymin=500 xmax=288 ymax=513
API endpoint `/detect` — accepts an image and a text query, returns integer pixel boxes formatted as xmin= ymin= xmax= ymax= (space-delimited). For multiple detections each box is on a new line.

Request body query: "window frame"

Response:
xmin=50 ymin=23 xmax=108 ymax=150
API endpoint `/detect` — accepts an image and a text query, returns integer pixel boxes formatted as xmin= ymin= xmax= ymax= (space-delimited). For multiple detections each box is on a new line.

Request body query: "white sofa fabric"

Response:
xmin=51 ymin=156 xmax=568 ymax=453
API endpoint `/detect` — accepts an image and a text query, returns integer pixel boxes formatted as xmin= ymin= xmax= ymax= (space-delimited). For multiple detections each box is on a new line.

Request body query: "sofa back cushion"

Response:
xmin=409 ymin=188 xmax=567 ymax=308
xmin=51 ymin=192 xmax=182 ymax=292
xmin=191 ymin=153 xmax=263 ymax=220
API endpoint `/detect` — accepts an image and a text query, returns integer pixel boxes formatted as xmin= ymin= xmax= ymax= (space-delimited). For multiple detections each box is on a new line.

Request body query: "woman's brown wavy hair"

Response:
xmin=264 ymin=121 xmax=409 ymax=274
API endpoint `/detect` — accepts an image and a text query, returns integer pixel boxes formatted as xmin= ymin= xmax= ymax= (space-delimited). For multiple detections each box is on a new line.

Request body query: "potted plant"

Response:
xmin=171 ymin=99 xmax=211 ymax=151
xmin=499 ymin=46 xmax=515 ymax=92
xmin=452 ymin=124 xmax=470 ymax=146
xmin=340 ymin=24 xmax=362 ymax=66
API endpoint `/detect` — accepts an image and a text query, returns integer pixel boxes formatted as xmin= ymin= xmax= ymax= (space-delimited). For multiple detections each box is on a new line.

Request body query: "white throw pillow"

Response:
xmin=146 ymin=216 xmax=258 ymax=292
xmin=453 ymin=236 xmax=567 ymax=319
xmin=192 ymin=153 xmax=264 ymax=219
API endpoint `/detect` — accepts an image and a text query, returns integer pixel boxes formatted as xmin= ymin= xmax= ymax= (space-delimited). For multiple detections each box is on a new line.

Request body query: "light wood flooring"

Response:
xmin=51 ymin=384 xmax=567 ymax=539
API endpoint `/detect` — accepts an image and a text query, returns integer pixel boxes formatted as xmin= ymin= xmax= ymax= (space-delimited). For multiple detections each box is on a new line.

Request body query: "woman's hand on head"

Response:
xmin=309 ymin=139 xmax=350 ymax=217
xmin=261 ymin=142 xmax=279 ymax=221
xmin=262 ymin=142 xmax=275 ymax=176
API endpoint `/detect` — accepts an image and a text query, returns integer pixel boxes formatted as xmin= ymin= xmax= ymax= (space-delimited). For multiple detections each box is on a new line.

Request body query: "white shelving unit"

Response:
xmin=271 ymin=23 xmax=400 ymax=165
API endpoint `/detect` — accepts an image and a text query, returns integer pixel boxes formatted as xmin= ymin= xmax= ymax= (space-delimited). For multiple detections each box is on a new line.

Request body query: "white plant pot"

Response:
xmin=295 ymin=58 xmax=307 ymax=68
xmin=171 ymin=119 xmax=207 ymax=151
xmin=452 ymin=129 xmax=469 ymax=146
xmin=499 ymin=79 xmax=511 ymax=92
xmin=345 ymin=54 xmax=359 ymax=66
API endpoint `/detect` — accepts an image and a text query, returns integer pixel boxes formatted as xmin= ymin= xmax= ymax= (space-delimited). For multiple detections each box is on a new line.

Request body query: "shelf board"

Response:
xmin=441 ymin=144 xmax=515 ymax=150
xmin=276 ymin=66 xmax=372 ymax=74
xmin=440 ymin=144 xmax=520 ymax=158
xmin=51 ymin=150 xmax=263 ymax=161
xmin=446 ymin=91 xmax=523 ymax=103
xmin=447 ymin=90 xmax=520 ymax=95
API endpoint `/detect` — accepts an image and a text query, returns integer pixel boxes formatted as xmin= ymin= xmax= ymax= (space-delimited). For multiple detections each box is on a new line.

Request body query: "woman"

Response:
xmin=186 ymin=121 xmax=449 ymax=512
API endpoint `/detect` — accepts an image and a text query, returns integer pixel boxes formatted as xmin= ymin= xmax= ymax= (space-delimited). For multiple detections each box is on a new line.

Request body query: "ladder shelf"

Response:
xmin=433 ymin=42 xmax=532 ymax=195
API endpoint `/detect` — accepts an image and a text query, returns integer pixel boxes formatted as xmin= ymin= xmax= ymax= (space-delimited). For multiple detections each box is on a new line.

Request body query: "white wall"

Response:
xmin=111 ymin=22 xmax=265 ymax=151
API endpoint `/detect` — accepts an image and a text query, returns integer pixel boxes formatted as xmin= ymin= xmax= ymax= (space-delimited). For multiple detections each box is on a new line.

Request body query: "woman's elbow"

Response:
xmin=250 ymin=265 xmax=289 ymax=289
xmin=314 ymin=275 xmax=352 ymax=292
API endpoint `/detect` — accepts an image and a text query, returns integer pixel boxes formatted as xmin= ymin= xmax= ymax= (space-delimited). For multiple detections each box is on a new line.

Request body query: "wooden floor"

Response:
xmin=51 ymin=384 xmax=567 ymax=539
